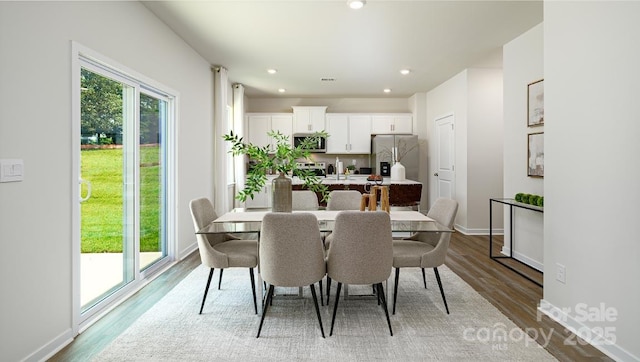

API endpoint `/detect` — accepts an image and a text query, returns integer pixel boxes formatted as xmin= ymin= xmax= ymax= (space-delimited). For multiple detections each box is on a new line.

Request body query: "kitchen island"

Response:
xmin=291 ymin=175 xmax=422 ymax=208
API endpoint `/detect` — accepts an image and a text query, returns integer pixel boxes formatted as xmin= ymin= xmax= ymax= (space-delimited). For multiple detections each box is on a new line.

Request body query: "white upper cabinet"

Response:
xmin=325 ymin=114 xmax=371 ymax=154
xmin=371 ymin=114 xmax=413 ymax=134
xmin=246 ymin=113 xmax=293 ymax=148
xmin=270 ymin=115 xmax=293 ymax=140
xmin=292 ymin=106 xmax=327 ymax=133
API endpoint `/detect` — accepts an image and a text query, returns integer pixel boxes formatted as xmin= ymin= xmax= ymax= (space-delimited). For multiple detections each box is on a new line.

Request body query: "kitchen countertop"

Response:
xmin=266 ymin=174 xmax=421 ymax=186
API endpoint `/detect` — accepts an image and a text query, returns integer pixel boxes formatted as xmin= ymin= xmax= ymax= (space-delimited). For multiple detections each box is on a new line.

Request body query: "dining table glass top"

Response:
xmin=197 ymin=208 xmax=452 ymax=234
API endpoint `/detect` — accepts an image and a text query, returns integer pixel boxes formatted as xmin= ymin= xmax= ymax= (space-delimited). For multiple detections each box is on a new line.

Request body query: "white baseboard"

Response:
xmin=500 ymin=247 xmax=544 ymax=272
xmin=454 ymin=225 xmax=503 ymax=235
xmin=25 ymin=328 xmax=74 ymax=362
xmin=538 ymin=299 xmax=640 ymax=362
xmin=179 ymin=242 xmax=198 ymax=260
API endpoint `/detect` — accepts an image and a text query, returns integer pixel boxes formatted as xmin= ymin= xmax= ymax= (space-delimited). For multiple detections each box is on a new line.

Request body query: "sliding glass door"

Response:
xmin=79 ymin=68 xmax=134 ymax=311
xmin=139 ymin=92 xmax=169 ymax=271
xmin=76 ymin=52 xmax=174 ymax=322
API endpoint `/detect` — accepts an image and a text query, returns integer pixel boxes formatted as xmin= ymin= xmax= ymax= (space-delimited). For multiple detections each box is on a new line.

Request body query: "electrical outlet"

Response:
xmin=556 ymin=263 xmax=566 ymax=284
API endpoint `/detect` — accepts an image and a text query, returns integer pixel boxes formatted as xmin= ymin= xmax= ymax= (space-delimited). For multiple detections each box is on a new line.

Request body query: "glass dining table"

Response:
xmin=197 ymin=208 xmax=453 ymax=235
xmin=196 ymin=208 xmax=453 ymax=311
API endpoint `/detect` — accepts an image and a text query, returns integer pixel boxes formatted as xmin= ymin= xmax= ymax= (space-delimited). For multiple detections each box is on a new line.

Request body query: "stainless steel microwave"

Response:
xmin=293 ymin=134 xmax=326 ymax=153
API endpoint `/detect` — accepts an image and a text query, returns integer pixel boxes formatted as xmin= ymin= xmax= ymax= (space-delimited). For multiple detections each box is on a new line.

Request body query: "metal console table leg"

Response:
xmin=489 ymin=198 xmax=543 ymax=287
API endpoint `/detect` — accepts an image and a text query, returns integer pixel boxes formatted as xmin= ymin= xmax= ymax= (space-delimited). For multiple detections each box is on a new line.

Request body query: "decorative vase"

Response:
xmin=272 ymin=172 xmax=292 ymax=212
xmin=390 ymin=161 xmax=406 ymax=181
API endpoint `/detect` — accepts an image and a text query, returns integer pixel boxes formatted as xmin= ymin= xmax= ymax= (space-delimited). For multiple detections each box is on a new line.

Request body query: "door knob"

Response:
xmin=433 ymin=172 xmax=439 ymax=177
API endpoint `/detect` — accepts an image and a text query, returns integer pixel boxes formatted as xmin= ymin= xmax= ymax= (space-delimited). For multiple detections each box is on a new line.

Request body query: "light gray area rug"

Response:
xmin=95 ymin=265 xmax=556 ymax=361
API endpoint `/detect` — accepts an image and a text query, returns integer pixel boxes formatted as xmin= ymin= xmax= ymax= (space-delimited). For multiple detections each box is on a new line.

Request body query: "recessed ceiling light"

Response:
xmin=278 ymin=88 xmax=286 ymax=93
xmin=347 ymin=0 xmax=365 ymax=10
xmin=383 ymin=88 xmax=391 ymax=93
xmin=267 ymin=69 xmax=277 ymax=74
xmin=400 ymin=69 xmax=410 ymax=75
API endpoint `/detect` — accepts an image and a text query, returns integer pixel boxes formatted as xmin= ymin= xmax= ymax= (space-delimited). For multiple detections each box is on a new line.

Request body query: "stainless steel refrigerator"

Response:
xmin=371 ymin=135 xmax=419 ymax=181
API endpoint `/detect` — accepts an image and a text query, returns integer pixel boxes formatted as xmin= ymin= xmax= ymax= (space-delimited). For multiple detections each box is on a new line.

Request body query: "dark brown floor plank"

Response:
xmin=446 ymin=233 xmax=612 ymax=362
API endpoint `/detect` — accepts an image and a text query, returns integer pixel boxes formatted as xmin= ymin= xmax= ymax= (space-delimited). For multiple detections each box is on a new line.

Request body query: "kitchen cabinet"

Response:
xmin=292 ymin=106 xmax=327 ymax=133
xmin=325 ymin=114 xmax=371 ymax=154
xmin=246 ymin=113 xmax=293 ymax=148
xmin=371 ymin=114 xmax=413 ymax=134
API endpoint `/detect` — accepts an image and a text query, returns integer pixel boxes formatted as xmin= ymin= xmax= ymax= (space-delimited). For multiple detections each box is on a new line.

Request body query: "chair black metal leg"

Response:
xmin=393 ymin=267 xmax=400 ymax=315
xmin=249 ymin=268 xmax=257 ymax=314
xmin=199 ymin=268 xmax=214 ymax=314
xmin=433 ymin=267 xmax=450 ymax=314
xmin=218 ymin=269 xmax=224 ymax=290
xmin=376 ymin=283 xmax=393 ymax=336
xmin=421 ymin=268 xmax=427 ymax=289
xmin=326 ymin=277 xmax=332 ymax=305
xmin=309 ymin=284 xmax=325 ymax=338
xmin=256 ymin=285 xmax=275 ymax=338
xmin=319 ymin=279 xmax=324 ymax=306
xmin=329 ymin=282 xmax=342 ymax=336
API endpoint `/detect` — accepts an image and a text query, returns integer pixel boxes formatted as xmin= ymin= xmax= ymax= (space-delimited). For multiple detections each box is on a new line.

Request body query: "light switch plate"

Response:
xmin=0 ymin=159 xmax=24 ymax=182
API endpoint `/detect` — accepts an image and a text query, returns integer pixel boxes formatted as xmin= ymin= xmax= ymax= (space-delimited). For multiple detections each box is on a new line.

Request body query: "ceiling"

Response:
xmin=143 ymin=1 xmax=543 ymax=98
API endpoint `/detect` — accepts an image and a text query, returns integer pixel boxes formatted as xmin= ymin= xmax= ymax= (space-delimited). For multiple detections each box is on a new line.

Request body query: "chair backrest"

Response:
xmin=292 ymin=190 xmax=319 ymax=210
xmin=326 ymin=211 xmax=393 ymax=285
xmin=189 ymin=197 xmax=231 ymax=267
xmin=427 ymin=198 xmax=458 ymax=229
xmin=326 ymin=190 xmax=362 ymax=210
xmin=259 ymin=212 xmax=325 ymax=287
xmin=418 ymin=198 xmax=459 ymax=251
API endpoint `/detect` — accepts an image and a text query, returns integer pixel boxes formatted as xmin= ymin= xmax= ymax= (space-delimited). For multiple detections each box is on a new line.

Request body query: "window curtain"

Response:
xmin=233 ymin=83 xmax=246 ymax=207
xmin=213 ymin=66 xmax=230 ymax=216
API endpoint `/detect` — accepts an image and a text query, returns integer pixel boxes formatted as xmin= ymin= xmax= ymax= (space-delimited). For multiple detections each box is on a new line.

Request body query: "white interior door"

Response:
xmin=435 ymin=115 xmax=455 ymax=200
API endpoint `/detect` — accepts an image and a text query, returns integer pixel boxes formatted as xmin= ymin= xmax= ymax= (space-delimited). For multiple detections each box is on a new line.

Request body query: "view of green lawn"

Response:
xmin=81 ymin=146 xmax=161 ymax=253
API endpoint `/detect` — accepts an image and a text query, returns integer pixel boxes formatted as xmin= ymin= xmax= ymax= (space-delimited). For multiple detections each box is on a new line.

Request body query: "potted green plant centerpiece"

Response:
xmin=223 ymin=130 xmax=330 ymax=212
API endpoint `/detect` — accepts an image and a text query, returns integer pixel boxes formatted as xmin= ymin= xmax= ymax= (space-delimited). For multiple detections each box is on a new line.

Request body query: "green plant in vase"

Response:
xmin=223 ymin=130 xmax=330 ymax=206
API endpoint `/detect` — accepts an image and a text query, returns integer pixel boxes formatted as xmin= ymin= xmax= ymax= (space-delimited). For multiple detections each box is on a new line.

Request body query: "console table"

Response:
xmin=489 ymin=198 xmax=543 ymax=287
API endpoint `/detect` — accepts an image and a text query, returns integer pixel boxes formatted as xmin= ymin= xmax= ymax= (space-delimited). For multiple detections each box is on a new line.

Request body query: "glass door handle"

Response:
xmin=79 ymin=178 xmax=92 ymax=203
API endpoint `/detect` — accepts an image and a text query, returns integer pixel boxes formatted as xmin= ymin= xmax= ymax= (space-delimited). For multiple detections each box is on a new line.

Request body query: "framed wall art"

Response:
xmin=527 ymin=132 xmax=544 ymax=177
xmin=527 ymin=79 xmax=544 ymax=126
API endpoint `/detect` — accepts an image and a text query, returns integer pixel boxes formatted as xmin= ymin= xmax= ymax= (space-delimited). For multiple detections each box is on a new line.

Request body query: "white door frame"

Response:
xmin=71 ymin=42 xmax=178 ymax=334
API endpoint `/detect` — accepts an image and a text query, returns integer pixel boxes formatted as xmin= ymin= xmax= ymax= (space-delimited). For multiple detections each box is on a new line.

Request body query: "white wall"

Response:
xmin=426 ymin=69 xmax=503 ymax=233
xmin=503 ymin=23 xmax=544 ymax=269
xmin=247 ymin=97 xmax=412 ymax=113
xmin=467 ymin=68 xmax=504 ymax=232
xmin=426 ymin=71 xmax=468 ymax=228
xmin=0 ymin=2 xmax=212 ymax=360
xmin=543 ymin=2 xmax=640 ymax=361
xmin=409 ymin=93 xmax=429 ymax=209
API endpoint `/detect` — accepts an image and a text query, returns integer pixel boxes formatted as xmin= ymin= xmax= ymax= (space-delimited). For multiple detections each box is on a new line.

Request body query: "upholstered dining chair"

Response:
xmin=292 ymin=190 xmax=319 ymax=210
xmin=189 ymin=198 xmax=258 ymax=315
xmin=326 ymin=190 xmax=363 ymax=210
xmin=326 ymin=211 xmax=394 ymax=336
xmin=323 ymin=190 xmax=363 ymax=251
xmin=256 ymin=212 xmax=326 ymax=338
xmin=392 ymin=198 xmax=458 ymax=315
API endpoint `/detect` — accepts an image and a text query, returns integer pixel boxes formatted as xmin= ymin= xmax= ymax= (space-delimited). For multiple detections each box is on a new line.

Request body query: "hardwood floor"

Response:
xmin=50 ymin=253 xmax=201 ymax=362
xmin=446 ymin=233 xmax=612 ymax=361
xmin=51 ymin=233 xmax=612 ymax=361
